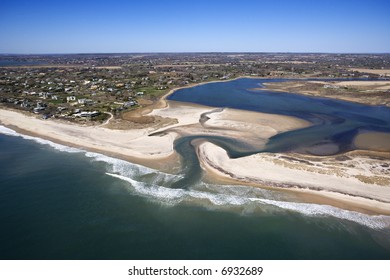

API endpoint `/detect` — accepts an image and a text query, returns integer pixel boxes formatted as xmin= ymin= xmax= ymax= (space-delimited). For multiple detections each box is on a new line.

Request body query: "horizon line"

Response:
xmin=1 ymin=51 xmax=390 ymax=56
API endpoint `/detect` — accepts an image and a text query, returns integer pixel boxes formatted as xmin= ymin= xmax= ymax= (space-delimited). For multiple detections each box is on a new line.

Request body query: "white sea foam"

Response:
xmin=0 ymin=125 xmax=20 ymax=136
xmin=0 ymin=125 xmax=82 ymax=153
xmin=2 ymin=125 xmax=390 ymax=229
xmin=106 ymin=171 xmax=390 ymax=229
xmin=250 ymin=198 xmax=390 ymax=229
xmin=85 ymin=151 xmax=179 ymax=184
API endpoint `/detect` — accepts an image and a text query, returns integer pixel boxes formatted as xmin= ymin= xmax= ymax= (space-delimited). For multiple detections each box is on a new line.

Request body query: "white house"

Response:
xmin=76 ymin=111 xmax=100 ymax=118
xmin=67 ymin=96 xmax=76 ymax=102
xmin=80 ymin=98 xmax=93 ymax=105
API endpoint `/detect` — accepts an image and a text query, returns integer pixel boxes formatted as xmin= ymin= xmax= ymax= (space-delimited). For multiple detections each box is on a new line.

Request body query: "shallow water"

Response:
xmin=168 ymin=78 xmax=390 ymax=155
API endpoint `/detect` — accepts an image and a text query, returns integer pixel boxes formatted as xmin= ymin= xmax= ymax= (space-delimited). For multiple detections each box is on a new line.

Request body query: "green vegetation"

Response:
xmin=1 ymin=53 xmax=389 ymax=124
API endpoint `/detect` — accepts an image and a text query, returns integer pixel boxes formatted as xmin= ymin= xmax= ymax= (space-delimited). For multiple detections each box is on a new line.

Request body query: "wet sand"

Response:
xmin=354 ymin=131 xmax=390 ymax=152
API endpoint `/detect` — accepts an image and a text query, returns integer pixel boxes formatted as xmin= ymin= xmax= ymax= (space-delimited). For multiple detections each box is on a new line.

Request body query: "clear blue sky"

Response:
xmin=0 ymin=0 xmax=389 ymax=53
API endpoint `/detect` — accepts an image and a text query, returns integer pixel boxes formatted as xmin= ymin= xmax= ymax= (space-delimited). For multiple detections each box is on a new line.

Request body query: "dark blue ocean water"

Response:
xmin=1 ymin=78 xmax=390 ymax=259
xmin=1 ymin=134 xmax=390 ymax=259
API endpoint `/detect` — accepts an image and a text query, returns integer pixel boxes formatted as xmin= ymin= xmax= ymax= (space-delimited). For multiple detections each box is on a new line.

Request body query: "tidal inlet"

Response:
xmin=1 ymin=77 xmax=390 ymax=259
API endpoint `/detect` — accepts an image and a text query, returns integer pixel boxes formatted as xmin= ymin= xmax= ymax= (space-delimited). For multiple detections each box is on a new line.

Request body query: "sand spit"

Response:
xmin=1 ymin=79 xmax=390 ymax=214
xmin=197 ymin=142 xmax=390 ymax=214
xmin=350 ymin=68 xmax=390 ymax=76
xmin=261 ymin=80 xmax=390 ymax=106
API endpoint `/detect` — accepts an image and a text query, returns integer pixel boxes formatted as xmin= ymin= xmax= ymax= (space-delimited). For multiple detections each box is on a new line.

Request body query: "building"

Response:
xmin=77 ymin=98 xmax=93 ymax=105
xmin=67 ymin=96 xmax=76 ymax=102
xmin=76 ymin=111 xmax=100 ymax=118
xmin=124 ymin=101 xmax=136 ymax=107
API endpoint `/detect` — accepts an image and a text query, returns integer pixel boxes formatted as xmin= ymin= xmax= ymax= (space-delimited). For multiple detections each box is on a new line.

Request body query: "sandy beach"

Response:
xmin=0 ymin=98 xmax=309 ymax=167
xmin=354 ymin=131 xmax=390 ymax=152
xmin=197 ymin=141 xmax=390 ymax=214
xmin=1 ymin=80 xmax=390 ymax=215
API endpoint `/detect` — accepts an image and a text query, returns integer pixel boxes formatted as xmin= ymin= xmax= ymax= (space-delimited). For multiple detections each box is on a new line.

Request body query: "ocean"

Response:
xmin=1 ymin=78 xmax=390 ymax=259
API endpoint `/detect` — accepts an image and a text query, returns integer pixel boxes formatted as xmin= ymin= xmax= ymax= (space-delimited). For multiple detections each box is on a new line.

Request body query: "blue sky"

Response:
xmin=0 ymin=0 xmax=389 ymax=53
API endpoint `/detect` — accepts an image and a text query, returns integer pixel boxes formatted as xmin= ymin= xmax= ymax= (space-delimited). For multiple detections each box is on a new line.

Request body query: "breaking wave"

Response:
xmin=2 ymin=125 xmax=390 ymax=229
xmin=106 ymin=172 xmax=390 ymax=229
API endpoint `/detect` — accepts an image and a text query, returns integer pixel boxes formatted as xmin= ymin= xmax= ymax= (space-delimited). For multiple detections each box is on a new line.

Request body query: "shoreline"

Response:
xmin=1 ymin=78 xmax=390 ymax=216
xmin=258 ymin=80 xmax=390 ymax=107
xmin=196 ymin=141 xmax=390 ymax=215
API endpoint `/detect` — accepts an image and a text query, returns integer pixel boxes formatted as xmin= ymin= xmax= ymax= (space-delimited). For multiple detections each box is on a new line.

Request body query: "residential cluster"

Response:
xmin=1 ymin=53 xmax=389 ymax=123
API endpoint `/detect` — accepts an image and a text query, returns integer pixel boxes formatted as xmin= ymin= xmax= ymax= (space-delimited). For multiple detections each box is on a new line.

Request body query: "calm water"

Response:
xmin=1 ymin=78 xmax=390 ymax=259
xmin=169 ymin=78 xmax=390 ymax=156
xmin=0 ymin=60 xmax=44 ymax=67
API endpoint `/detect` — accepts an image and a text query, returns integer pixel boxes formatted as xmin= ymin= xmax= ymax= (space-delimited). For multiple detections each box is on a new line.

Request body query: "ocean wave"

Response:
xmin=2 ymin=125 xmax=390 ymax=229
xmin=250 ymin=198 xmax=390 ymax=229
xmin=0 ymin=125 xmax=20 ymax=137
xmin=85 ymin=152 xmax=180 ymax=185
xmin=0 ymin=125 xmax=82 ymax=153
xmin=106 ymin=172 xmax=390 ymax=229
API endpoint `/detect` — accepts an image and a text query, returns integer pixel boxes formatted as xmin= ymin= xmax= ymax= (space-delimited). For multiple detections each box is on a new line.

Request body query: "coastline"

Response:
xmin=196 ymin=141 xmax=390 ymax=215
xmin=1 ymin=78 xmax=390 ymax=216
xmin=258 ymin=80 xmax=390 ymax=107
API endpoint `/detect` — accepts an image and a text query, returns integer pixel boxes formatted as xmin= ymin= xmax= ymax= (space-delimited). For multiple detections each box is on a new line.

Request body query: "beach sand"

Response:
xmin=354 ymin=131 xmax=390 ymax=152
xmin=197 ymin=142 xmax=390 ymax=214
xmin=0 ymin=99 xmax=309 ymax=169
xmin=335 ymin=80 xmax=390 ymax=90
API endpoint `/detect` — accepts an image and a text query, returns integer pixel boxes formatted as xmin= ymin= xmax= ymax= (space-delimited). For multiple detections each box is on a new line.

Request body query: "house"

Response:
xmin=33 ymin=107 xmax=44 ymax=113
xmin=77 ymin=111 xmax=100 ymax=118
xmin=33 ymin=102 xmax=46 ymax=114
xmin=77 ymin=98 xmax=93 ymax=105
xmin=323 ymin=84 xmax=340 ymax=89
xmin=36 ymin=101 xmax=46 ymax=108
xmin=67 ymin=96 xmax=76 ymax=102
xmin=20 ymin=100 xmax=30 ymax=108
xmin=124 ymin=101 xmax=136 ymax=108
